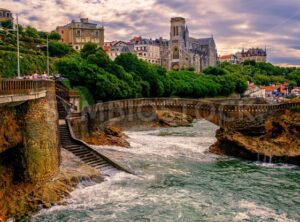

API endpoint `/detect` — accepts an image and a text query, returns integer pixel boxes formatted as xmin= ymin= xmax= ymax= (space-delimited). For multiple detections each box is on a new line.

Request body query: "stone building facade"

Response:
xmin=0 ymin=8 xmax=13 ymax=23
xmin=160 ymin=17 xmax=218 ymax=72
xmin=106 ymin=41 xmax=134 ymax=61
xmin=236 ymin=48 xmax=267 ymax=63
xmin=56 ymin=18 xmax=104 ymax=51
xmin=131 ymin=36 xmax=161 ymax=64
xmin=219 ymin=54 xmax=238 ymax=64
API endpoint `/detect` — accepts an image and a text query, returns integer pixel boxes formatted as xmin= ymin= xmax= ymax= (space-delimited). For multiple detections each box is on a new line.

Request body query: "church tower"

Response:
xmin=169 ymin=17 xmax=190 ymax=70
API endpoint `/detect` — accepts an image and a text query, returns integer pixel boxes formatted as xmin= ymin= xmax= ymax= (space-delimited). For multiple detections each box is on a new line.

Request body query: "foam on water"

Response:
xmin=32 ymin=120 xmax=300 ymax=222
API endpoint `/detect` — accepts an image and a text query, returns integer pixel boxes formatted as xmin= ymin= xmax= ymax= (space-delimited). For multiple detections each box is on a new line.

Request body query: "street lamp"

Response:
xmin=47 ymin=34 xmax=49 ymax=76
xmin=37 ymin=34 xmax=49 ymax=76
xmin=16 ymin=14 xmax=20 ymax=79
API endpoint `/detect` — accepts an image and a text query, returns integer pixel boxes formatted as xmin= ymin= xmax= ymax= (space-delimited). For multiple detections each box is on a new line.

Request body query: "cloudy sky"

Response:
xmin=2 ymin=0 xmax=300 ymax=65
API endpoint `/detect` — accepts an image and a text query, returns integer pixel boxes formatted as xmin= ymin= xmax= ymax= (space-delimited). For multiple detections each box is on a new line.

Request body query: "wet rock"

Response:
xmin=156 ymin=110 xmax=193 ymax=127
xmin=84 ymin=126 xmax=130 ymax=148
xmin=209 ymin=97 xmax=300 ymax=164
xmin=0 ymin=149 xmax=102 ymax=221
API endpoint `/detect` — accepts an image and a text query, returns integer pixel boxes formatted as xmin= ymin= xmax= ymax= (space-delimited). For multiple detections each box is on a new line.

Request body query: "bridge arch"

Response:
xmin=80 ymin=98 xmax=300 ymax=132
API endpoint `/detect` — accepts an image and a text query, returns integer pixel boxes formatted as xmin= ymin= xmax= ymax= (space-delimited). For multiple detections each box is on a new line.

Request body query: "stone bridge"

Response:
xmin=0 ymin=79 xmax=52 ymax=106
xmin=81 ymin=98 xmax=300 ymax=132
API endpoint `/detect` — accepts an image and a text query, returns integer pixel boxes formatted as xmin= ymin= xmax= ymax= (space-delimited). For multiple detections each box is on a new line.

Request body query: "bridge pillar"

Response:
xmin=16 ymin=84 xmax=59 ymax=183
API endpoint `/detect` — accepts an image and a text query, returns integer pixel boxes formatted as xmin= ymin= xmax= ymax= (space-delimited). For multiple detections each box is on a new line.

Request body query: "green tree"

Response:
xmin=48 ymin=31 xmax=61 ymax=41
xmin=48 ymin=40 xmax=72 ymax=57
xmin=203 ymin=66 xmax=229 ymax=75
xmin=25 ymin=26 xmax=39 ymax=38
xmin=0 ymin=20 xmax=13 ymax=29
xmin=81 ymin=42 xmax=98 ymax=59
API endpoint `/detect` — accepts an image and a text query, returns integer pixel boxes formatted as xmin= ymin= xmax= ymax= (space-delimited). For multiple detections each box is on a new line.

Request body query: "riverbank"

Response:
xmin=0 ymin=149 xmax=102 ymax=221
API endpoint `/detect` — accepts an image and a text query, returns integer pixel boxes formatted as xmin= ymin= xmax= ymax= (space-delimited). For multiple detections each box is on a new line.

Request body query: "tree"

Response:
xmin=81 ymin=42 xmax=98 ymax=59
xmin=48 ymin=40 xmax=72 ymax=57
xmin=243 ymin=60 xmax=256 ymax=66
xmin=25 ymin=26 xmax=39 ymax=38
xmin=203 ymin=66 xmax=229 ymax=75
xmin=48 ymin=31 xmax=61 ymax=41
xmin=38 ymin=31 xmax=47 ymax=39
xmin=287 ymin=71 xmax=300 ymax=86
xmin=0 ymin=20 xmax=13 ymax=29
xmin=87 ymin=48 xmax=111 ymax=68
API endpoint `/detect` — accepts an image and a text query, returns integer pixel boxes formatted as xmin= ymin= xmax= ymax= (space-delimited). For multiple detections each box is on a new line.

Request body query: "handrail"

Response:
xmin=57 ymin=97 xmax=135 ymax=175
xmin=0 ymin=79 xmax=54 ymax=95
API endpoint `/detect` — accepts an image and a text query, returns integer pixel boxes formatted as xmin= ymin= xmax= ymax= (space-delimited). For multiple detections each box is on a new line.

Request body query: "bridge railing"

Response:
xmin=86 ymin=98 xmax=300 ymax=113
xmin=0 ymin=79 xmax=54 ymax=95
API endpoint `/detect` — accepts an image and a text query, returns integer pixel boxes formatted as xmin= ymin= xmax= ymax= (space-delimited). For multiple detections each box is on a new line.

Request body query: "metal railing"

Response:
xmin=0 ymin=79 xmax=54 ymax=95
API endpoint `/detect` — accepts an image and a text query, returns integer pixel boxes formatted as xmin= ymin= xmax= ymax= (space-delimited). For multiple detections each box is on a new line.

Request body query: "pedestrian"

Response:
xmin=41 ymin=71 xmax=47 ymax=79
xmin=33 ymin=70 xmax=39 ymax=79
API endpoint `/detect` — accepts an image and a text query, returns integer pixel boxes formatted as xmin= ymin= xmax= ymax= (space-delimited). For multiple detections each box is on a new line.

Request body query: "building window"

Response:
xmin=6 ymin=12 xmax=10 ymax=18
xmin=173 ymin=47 xmax=179 ymax=59
xmin=75 ymin=46 xmax=79 ymax=50
xmin=95 ymin=31 xmax=99 ymax=37
xmin=0 ymin=12 xmax=2 ymax=17
xmin=61 ymin=30 xmax=64 ymax=34
xmin=76 ymin=30 xmax=81 ymax=37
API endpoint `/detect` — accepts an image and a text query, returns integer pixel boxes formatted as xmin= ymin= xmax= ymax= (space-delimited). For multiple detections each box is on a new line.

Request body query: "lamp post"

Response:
xmin=47 ymin=34 xmax=49 ymax=76
xmin=37 ymin=34 xmax=49 ymax=76
xmin=16 ymin=14 xmax=20 ymax=79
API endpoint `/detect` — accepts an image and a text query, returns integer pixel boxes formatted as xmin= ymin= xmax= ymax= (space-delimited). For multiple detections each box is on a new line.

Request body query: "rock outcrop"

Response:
xmin=156 ymin=110 xmax=193 ymax=127
xmin=83 ymin=126 xmax=130 ymax=148
xmin=0 ymin=149 xmax=102 ymax=221
xmin=210 ymin=98 xmax=300 ymax=164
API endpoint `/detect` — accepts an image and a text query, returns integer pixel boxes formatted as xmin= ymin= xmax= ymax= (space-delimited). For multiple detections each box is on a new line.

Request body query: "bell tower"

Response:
xmin=169 ymin=17 xmax=190 ymax=70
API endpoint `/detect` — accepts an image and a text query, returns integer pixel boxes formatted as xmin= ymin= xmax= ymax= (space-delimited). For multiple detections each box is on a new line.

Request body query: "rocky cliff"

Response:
xmin=209 ymin=98 xmax=300 ymax=164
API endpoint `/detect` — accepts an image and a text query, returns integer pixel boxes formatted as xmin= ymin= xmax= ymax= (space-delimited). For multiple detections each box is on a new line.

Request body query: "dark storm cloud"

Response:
xmin=28 ymin=16 xmax=39 ymax=21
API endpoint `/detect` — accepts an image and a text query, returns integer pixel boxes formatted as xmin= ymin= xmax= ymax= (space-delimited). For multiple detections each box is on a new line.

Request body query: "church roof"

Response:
xmin=197 ymin=37 xmax=214 ymax=45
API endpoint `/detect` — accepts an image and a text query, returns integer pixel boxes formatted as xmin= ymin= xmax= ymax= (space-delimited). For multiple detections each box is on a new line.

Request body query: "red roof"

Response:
xmin=219 ymin=55 xmax=231 ymax=59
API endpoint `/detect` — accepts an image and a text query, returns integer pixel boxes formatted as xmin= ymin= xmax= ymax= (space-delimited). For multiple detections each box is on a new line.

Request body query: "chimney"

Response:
xmin=80 ymin=18 xmax=88 ymax=23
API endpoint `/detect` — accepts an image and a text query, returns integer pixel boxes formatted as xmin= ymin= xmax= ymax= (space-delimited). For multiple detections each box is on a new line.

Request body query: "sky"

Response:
xmin=1 ymin=0 xmax=300 ymax=65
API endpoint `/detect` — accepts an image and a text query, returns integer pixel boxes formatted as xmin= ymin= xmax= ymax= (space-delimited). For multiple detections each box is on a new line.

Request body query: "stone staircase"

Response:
xmin=58 ymin=121 xmax=118 ymax=174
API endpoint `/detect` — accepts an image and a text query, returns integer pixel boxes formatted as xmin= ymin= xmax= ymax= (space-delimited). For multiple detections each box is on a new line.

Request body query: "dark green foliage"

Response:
xmin=0 ymin=50 xmax=56 ymax=78
xmin=80 ymin=42 xmax=98 ymax=59
xmin=74 ymin=86 xmax=95 ymax=109
xmin=203 ymin=66 xmax=229 ymax=75
xmin=48 ymin=31 xmax=61 ymax=41
xmin=48 ymin=41 xmax=72 ymax=57
xmin=287 ymin=71 xmax=300 ymax=86
xmin=38 ymin=31 xmax=47 ymax=39
xmin=0 ymin=20 xmax=13 ymax=29
xmin=24 ymin=26 xmax=39 ymax=38
xmin=243 ymin=60 xmax=256 ymax=66
xmin=56 ymin=44 xmax=251 ymax=101
xmin=218 ymin=61 xmax=299 ymax=86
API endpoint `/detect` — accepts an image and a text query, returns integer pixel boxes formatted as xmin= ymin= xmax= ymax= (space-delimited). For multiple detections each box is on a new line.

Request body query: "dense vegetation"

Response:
xmin=212 ymin=61 xmax=300 ymax=87
xmin=56 ymin=43 xmax=247 ymax=102
xmin=0 ymin=22 xmax=299 ymax=104
xmin=0 ymin=22 xmax=72 ymax=77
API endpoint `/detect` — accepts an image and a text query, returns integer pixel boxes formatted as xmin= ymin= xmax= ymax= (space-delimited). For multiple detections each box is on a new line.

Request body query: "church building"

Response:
xmin=160 ymin=17 xmax=218 ymax=72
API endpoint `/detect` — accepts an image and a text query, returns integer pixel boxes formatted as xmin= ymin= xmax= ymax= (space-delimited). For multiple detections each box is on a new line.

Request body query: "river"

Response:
xmin=32 ymin=120 xmax=300 ymax=222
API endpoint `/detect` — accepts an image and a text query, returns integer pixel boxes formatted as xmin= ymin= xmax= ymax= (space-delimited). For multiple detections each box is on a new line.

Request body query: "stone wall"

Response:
xmin=0 ymin=82 xmax=59 ymax=184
